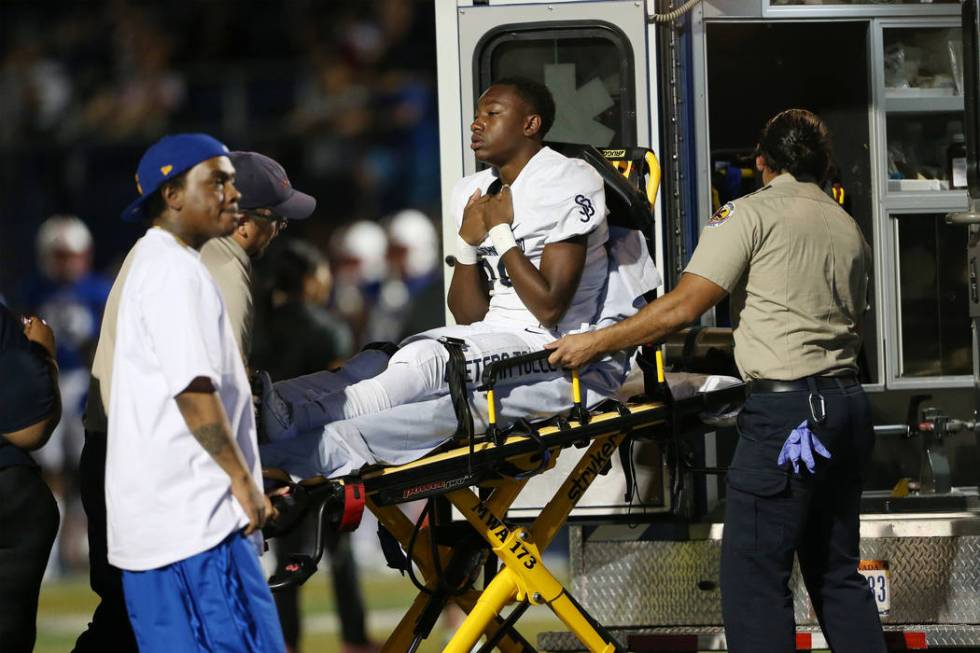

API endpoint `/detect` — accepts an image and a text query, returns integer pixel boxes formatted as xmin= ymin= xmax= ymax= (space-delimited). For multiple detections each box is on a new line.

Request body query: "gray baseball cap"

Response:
xmin=230 ymin=151 xmax=316 ymax=220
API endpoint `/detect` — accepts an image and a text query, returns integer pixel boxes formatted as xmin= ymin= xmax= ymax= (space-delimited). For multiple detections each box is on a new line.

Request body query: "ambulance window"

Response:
xmin=477 ymin=24 xmax=634 ymax=146
xmin=895 ymin=213 xmax=971 ymax=377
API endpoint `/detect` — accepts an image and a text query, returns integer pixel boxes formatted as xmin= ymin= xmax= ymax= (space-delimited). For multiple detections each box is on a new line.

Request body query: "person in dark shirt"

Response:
xmin=253 ymin=239 xmax=353 ymax=379
xmin=252 ymin=240 xmax=374 ymax=653
xmin=0 ymin=304 xmax=61 ymax=653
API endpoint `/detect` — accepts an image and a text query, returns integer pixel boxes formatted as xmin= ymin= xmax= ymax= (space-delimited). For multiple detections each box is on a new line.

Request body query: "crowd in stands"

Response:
xmin=0 ymin=2 xmax=443 ymax=635
xmin=0 ymin=0 xmax=441 ymax=305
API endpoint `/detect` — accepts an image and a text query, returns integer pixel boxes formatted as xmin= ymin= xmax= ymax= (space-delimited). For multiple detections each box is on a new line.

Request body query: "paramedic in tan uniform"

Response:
xmin=547 ymin=109 xmax=886 ymax=653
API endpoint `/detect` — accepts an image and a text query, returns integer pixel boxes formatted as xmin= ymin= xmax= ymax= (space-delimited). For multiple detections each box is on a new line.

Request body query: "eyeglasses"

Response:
xmin=242 ymin=209 xmax=288 ymax=231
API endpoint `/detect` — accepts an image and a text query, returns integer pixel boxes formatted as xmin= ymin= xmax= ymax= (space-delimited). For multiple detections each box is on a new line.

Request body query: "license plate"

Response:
xmin=858 ymin=559 xmax=891 ymax=616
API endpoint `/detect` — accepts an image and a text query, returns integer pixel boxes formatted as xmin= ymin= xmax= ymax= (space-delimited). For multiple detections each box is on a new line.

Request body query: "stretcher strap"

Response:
xmin=440 ymin=337 xmax=478 ymax=474
xmin=508 ymin=419 xmax=551 ymax=479
xmin=618 ymin=441 xmax=635 ymax=503
xmin=612 ymin=402 xmax=637 ymax=503
xmin=338 ymin=481 xmax=366 ymax=532
xmin=682 ymin=325 xmax=704 ymax=372
xmin=378 ymin=523 xmax=411 ymax=573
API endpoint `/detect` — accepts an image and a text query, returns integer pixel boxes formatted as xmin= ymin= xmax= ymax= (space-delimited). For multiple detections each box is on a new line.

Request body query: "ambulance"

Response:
xmin=433 ymin=1 xmax=980 ymax=649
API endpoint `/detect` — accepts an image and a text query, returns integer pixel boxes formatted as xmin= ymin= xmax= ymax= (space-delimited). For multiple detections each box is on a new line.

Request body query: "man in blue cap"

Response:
xmin=79 ymin=134 xmax=285 ymax=653
xmin=201 ymin=151 xmax=315 ymax=362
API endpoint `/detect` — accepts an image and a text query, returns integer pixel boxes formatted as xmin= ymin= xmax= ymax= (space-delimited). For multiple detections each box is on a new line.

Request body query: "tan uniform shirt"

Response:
xmin=200 ymin=236 xmax=253 ymax=362
xmin=83 ymin=245 xmax=138 ymax=434
xmin=685 ymin=173 xmax=870 ymax=381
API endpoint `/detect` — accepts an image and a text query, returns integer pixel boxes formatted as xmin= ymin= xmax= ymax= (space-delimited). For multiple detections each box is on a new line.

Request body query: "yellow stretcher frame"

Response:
xmin=270 ymin=346 xmax=747 ymax=651
xmin=358 ymin=361 xmax=675 ymax=653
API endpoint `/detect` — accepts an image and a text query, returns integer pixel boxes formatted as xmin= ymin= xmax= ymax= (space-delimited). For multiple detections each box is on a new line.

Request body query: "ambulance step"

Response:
xmin=538 ymin=624 xmax=980 ymax=651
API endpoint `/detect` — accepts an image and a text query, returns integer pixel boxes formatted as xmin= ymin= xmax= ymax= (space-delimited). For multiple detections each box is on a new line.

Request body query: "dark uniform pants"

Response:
xmin=0 ymin=465 xmax=59 ymax=653
xmin=720 ymin=380 xmax=886 ymax=653
xmin=72 ymin=430 xmax=138 ymax=653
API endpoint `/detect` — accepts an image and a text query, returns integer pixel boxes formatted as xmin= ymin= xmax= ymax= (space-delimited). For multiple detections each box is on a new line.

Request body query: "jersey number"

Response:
xmin=480 ymin=258 xmax=512 ymax=288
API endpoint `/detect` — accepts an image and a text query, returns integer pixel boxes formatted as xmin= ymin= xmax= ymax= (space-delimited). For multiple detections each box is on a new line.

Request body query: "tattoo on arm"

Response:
xmin=191 ymin=422 xmax=230 ymax=456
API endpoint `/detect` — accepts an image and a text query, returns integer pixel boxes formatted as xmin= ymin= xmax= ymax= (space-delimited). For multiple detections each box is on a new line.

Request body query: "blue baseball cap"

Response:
xmin=229 ymin=151 xmax=316 ymax=220
xmin=121 ymin=133 xmax=231 ymax=222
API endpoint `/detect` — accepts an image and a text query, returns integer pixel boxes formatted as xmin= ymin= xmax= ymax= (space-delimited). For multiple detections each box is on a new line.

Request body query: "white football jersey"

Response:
xmin=451 ymin=146 xmax=609 ymax=333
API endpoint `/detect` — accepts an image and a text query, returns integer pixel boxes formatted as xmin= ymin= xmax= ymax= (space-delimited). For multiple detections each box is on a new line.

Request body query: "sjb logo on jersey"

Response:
xmin=575 ymin=195 xmax=595 ymax=222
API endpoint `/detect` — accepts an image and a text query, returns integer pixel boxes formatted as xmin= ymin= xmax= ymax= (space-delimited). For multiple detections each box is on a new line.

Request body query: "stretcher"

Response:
xmin=261 ymin=146 xmax=743 ymax=651
xmin=262 ymin=345 xmax=744 ymax=653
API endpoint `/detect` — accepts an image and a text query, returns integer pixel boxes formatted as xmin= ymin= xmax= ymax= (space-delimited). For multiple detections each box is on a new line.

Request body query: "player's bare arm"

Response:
xmin=175 ymin=376 xmax=274 ymax=534
xmin=484 ymin=185 xmax=587 ymax=329
xmin=448 ymin=189 xmax=492 ymax=324
xmin=546 ymin=272 xmax=728 ymax=368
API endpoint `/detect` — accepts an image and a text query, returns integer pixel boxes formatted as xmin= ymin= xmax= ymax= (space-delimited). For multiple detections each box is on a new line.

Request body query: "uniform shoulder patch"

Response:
xmin=707 ymin=201 xmax=735 ymax=228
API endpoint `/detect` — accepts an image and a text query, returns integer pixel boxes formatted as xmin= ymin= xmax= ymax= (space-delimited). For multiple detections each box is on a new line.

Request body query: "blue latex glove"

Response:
xmin=777 ymin=420 xmax=831 ymax=473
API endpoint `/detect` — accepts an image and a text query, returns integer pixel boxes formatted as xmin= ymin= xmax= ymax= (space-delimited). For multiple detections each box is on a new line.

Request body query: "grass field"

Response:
xmin=35 ymin=562 xmax=837 ymax=652
xmin=36 ymin=566 xmax=566 ymax=653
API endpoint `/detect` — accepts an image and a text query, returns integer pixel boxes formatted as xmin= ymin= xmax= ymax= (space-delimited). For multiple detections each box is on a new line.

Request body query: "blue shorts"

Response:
xmin=121 ymin=532 xmax=285 ymax=653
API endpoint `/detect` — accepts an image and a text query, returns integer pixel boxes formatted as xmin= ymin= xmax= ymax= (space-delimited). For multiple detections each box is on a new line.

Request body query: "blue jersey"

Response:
xmin=20 ymin=272 xmax=111 ymax=372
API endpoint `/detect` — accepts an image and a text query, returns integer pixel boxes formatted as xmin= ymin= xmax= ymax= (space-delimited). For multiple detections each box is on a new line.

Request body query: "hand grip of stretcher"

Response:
xmin=600 ymin=147 xmax=660 ymax=209
xmin=481 ymin=349 xmax=586 ymax=445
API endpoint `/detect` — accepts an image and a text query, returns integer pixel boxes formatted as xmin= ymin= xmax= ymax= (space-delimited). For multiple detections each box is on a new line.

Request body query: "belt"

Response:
xmin=747 ymin=375 xmax=859 ymax=394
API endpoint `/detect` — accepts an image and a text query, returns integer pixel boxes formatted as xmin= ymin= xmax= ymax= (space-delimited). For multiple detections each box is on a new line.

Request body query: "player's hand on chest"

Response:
xmin=460 ymin=188 xmax=492 ymax=246
xmin=483 ymin=185 xmax=514 ymax=230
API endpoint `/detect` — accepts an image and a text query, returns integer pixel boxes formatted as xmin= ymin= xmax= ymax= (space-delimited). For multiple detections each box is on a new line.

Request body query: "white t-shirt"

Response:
xmin=106 ymin=227 xmax=261 ymax=571
xmin=451 ymin=146 xmax=609 ymax=333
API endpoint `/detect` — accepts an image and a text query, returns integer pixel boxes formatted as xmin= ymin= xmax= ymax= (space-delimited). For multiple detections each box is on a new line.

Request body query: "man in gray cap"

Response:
xmin=201 ymin=151 xmax=316 ymax=361
xmin=201 ymin=152 xmax=374 ymax=653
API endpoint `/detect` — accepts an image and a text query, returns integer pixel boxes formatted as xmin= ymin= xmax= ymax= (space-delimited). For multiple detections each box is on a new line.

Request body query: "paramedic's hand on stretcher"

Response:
xmin=545 ymin=331 xmax=603 ymax=370
xmin=777 ymin=420 xmax=831 ymax=474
